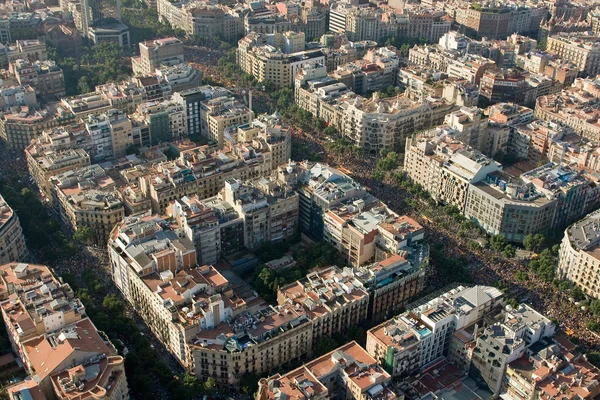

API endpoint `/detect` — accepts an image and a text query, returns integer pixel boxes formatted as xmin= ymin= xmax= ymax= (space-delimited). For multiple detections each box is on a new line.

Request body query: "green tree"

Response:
xmin=239 ymin=373 xmax=260 ymax=395
xmin=588 ymin=352 xmax=600 ymax=368
xmin=73 ymin=225 xmax=94 ymax=244
xmin=529 ymin=248 xmax=557 ymax=282
xmin=77 ymin=76 xmax=91 ymax=94
xmin=204 ymin=377 xmax=217 ymax=392
xmin=490 ymin=234 xmax=507 ymax=252
xmin=523 ymin=233 xmax=546 ymax=253
xmin=589 ymin=299 xmax=600 ymax=316
xmin=314 ymin=336 xmax=339 ymax=356
xmin=515 ymin=270 xmax=529 ymax=282
xmin=537 ymin=37 xmax=548 ymax=50
xmin=324 ymin=125 xmax=338 ymax=136
xmin=502 ymin=244 xmax=516 ymax=258
xmin=102 ymin=294 xmax=125 ymax=314
xmin=376 ymin=151 xmax=400 ymax=171
xmin=586 ymin=320 xmax=600 ymax=332
xmin=467 ymin=240 xmax=481 ymax=251
xmin=315 ymin=118 xmax=327 ymax=131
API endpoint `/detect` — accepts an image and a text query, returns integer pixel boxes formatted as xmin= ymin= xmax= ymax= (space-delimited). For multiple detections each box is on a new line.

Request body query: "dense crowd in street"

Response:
xmin=293 ymin=128 xmax=600 ymax=353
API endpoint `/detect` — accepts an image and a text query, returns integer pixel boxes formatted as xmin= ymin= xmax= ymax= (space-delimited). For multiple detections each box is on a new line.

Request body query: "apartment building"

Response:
xmin=167 ymin=195 xmax=221 ymax=266
xmin=25 ymin=125 xmax=92 ymax=199
xmin=180 ymin=4 xmax=244 ymax=41
xmin=172 ymin=85 xmax=231 ymax=139
xmin=24 ymin=318 xmax=128 ymax=400
xmin=257 ymin=341 xmax=401 ymax=400
xmin=189 ymin=302 xmax=312 ymax=386
xmin=200 ymin=96 xmax=253 ymax=147
xmin=0 ymin=262 xmax=84 ymax=354
xmin=200 ymin=195 xmax=244 ymax=257
xmin=366 ymin=285 xmax=504 ymax=377
xmin=298 ymin=90 xmax=453 ymax=154
xmin=503 ymin=335 xmax=600 ymax=400
xmin=84 ymin=112 xmax=120 ymax=162
xmin=239 ymin=31 xmax=305 ymax=54
xmin=535 ymin=87 xmax=600 ymax=143
xmin=330 ymin=47 xmax=400 ymax=96
xmin=508 ymin=119 xmax=564 ymax=162
xmin=5 ymin=39 xmax=47 ymax=65
xmin=237 ymin=39 xmax=325 ymax=88
xmin=455 ymin=4 xmax=545 ymax=40
xmin=469 ymin=304 xmax=555 ymax=395
xmin=131 ymin=37 xmax=184 ymax=76
xmin=440 ymin=106 xmax=508 ymax=157
xmin=9 ymin=59 xmax=65 ymax=100
xmin=277 ymin=161 xmax=369 ymax=238
xmin=323 ymin=200 xmax=426 ymax=267
xmin=134 ymin=100 xmax=187 ymax=145
xmin=278 ymin=266 xmax=369 ymax=344
xmin=404 ymin=134 xmax=502 ymax=209
xmin=0 ymin=197 xmax=28 ymax=265
xmin=137 ymin=143 xmax=272 ymax=214
xmin=232 ymin=113 xmax=292 ymax=171
xmin=0 ymin=262 xmax=128 ymax=400
xmin=350 ymin=253 xmax=426 ymax=322
xmin=154 ymin=63 xmax=203 ymax=93
xmin=108 ymin=216 xmax=313 ymax=385
xmin=222 ymin=178 xmax=299 ymax=249
xmin=547 ymin=34 xmax=600 ymax=77
xmin=558 ymin=210 xmax=600 ymax=299
xmin=0 ymin=104 xmax=75 ymax=150
xmin=479 ymin=68 xmax=528 ymax=105
xmin=50 ymin=164 xmax=125 ymax=244
xmin=464 ymin=163 xmax=600 ymax=242
xmin=0 ymin=83 xmax=37 ymax=109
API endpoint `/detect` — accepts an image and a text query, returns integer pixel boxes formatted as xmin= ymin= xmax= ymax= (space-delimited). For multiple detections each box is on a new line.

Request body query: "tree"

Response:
xmin=467 ymin=240 xmax=481 ymax=251
xmin=314 ymin=336 xmax=339 ymax=356
xmin=73 ymin=225 xmax=94 ymax=244
xmin=490 ymin=234 xmax=507 ymax=252
xmin=315 ymin=118 xmax=327 ymax=131
xmin=588 ymin=352 xmax=600 ymax=368
xmin=239 ymin=373 xmax=260 ymax=395
xmin=589 ymin=299 xmax=600 ymax=316
xmin=77 ymin=76 xmax=91 ymax=94
xmin=537 ymin=36 xmax=548 ymax=51
xmin=502 ymin=244 xmax=516 ymax=258
xmin=529 ymin=248 xmax=557 ymax=282
xmin=586 ymin=320 xmax=600 ymax=332
xmin=376 ymin=151 xmax=400 ymax=171
xmin=324 ymin=125 xmax=338 ymax=136
xmin=102 ymin=294 xmax=125 ymax=314
xmin=515 ymin=270 xmax=529 ymax=282
xmin=204 ymin=377 xmax=217 ymax=392
xmin=523 ymin=233 xmax=546 ymax=253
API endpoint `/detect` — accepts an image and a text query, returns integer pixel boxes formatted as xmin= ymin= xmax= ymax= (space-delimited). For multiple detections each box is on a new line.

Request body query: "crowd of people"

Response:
xmin=294 ymin=128 xmax=600 ymax=354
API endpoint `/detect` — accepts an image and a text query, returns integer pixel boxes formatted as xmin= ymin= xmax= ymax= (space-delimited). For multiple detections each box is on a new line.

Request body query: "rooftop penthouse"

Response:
xmin=505 ymin=336 xmax=600 ymax=400
xmin=0 ymin=261 xmax=85 ymax=345
xmin=258 ymin=341 xmax=399 ymax=400
xmin=351 ymin=254 xmax=418 ymax=289
xmin=109 ymin=215 xmax=196 ymax=276
xmin=411 ymin=285 xmax=504 ymax=324
xmin=51 ymin=165 xmax=122 ymax=212
xmin=139 ymin=265 xmax=235 ymax=330
xmin=565 ymin=209 xmax=600 ymax=251
xmin=277 ymin=266 xmax=369 ymax=319
xmin=521 ymin=162 xmax=594 ymax=199
xmin=192 ymin=303 xmax=309 ymax=352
